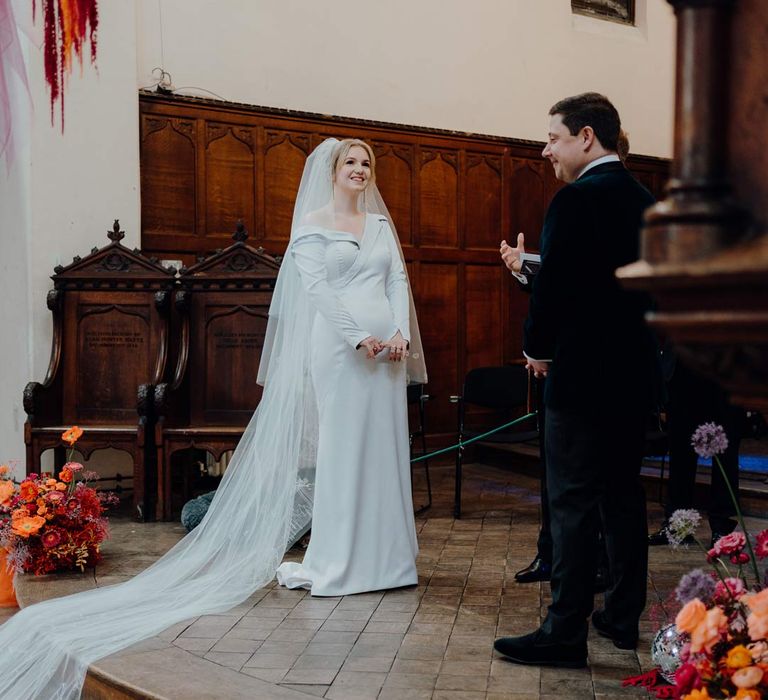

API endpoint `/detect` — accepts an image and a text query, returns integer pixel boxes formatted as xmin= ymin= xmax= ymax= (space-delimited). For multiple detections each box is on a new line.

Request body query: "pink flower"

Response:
xmin=714 ymin=577 xmax=746 ymax=600
xmin=731 ymin=552 xmax=750 ymax=565
xmin=712 ymin=531 xmax=746 ymax=555
xmin=755 ymin=530 xmax=768 ymax=559
xmin=62 ymin=461 xmax=83 ymax=473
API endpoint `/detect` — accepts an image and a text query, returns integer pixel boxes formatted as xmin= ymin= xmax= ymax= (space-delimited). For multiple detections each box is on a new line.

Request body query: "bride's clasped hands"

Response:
xmin=358 ymin=330 xmax=409 ymax=361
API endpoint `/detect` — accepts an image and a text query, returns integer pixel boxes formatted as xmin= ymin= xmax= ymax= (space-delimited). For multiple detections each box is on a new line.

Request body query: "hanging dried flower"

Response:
xmin=33 ymin=0 xmax=99 ymax=130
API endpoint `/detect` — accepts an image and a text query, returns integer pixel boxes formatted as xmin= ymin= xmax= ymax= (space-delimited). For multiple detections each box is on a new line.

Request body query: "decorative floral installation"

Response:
xmin=0 ymin=426 xmax=117 ymax=575
xmin=663 ymin=424 xmax=768 ymax=699
xmin=33 ymin=0 xmax=99 ymax=130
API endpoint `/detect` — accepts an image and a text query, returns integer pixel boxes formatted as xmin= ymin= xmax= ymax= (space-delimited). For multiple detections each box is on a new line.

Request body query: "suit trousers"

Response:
xmin=540 ymin=405 xmax=648 ymax=645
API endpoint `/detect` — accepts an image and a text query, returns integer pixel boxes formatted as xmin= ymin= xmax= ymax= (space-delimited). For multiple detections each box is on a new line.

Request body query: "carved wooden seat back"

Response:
xmin=154 ymin=223 xmax=280 ymax=519
xmin=24 ymin=221 xmax=176 ymax=520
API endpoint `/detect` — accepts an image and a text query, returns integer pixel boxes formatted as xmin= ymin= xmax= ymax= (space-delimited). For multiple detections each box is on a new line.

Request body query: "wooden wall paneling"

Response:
xmin=139 ymin=93 xmax=670 ymax=436
xmin=262 ymin=130 xmax=312 ymax=255
xmin=464 ymin=263 xmax=504 ymax=370
xmin=372 ymin=141 xmax=414 ymax=245
xmin=508 ymin=158 xmax=547 ymax=251
xmin=204 ymin=123 xmax=257 ymax=242
xmin=140 ymin=116 xmax=197 ymax=253
xmin=464 ymin=151 xmax=504 ymax=250
xmin=418 ymin=147 xmax=459 ymax=248
xmin=418 ymin=263 xmax=459 ymax=429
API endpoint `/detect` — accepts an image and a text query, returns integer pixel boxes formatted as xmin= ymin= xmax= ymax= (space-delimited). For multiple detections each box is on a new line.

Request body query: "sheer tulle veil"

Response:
xmin=0 ymin=138 xmax=426 ymax=699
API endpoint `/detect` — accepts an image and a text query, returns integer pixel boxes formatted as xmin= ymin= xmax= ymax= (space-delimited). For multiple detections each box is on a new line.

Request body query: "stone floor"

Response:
xmin=12 ymin=459 xmax=761 ymax=700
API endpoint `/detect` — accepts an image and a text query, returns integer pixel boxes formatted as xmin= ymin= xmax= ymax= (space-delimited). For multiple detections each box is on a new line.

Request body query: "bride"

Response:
xmin=0 ymin=138 xmax=426 ymax=699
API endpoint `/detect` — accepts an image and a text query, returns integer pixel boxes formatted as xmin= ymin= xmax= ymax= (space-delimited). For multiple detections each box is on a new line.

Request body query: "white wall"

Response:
xmin=135 ymin=0 xmax=676 ymax=157
xmin=0 ymin=0 xmax=141 ymax=477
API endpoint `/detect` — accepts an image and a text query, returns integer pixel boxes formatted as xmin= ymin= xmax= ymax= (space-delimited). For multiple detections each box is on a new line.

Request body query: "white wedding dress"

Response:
xmin=276 ymin=213 xmax=418 ymax=596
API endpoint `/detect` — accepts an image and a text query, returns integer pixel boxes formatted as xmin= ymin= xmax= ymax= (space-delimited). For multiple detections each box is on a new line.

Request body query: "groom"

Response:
xmin=494 ymin=93 xmax=658 ymax=667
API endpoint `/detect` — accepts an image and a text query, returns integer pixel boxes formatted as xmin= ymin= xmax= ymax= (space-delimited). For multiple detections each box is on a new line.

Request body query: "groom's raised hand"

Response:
xmin=500 ymin=232 xmax=526 ymax=273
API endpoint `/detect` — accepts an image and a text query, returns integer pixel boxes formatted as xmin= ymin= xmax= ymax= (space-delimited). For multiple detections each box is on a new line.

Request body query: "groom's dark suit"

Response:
xmin=523 ymin=160 xmax=657 ymax=645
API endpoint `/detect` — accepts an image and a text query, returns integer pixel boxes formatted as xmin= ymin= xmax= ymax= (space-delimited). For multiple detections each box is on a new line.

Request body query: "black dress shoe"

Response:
xmin=494 ymin=630 xmax=587 ymax=668
xmin=591 ymin=610 xmax=638 ymax=650
xmin=514 ymin=556 xmax=551 ymax=583
xmin=593 ymin=567 xmax=610 ymax=594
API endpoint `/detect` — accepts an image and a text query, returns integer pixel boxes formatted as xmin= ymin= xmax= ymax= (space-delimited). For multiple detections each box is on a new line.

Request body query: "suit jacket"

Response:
xmin=523 ymin=161 xmax=657 ymax=411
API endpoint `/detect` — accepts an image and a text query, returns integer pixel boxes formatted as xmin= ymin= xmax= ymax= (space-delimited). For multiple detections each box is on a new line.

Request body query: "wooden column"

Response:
xmin=642 ymin=0 xmax=748 ymax=264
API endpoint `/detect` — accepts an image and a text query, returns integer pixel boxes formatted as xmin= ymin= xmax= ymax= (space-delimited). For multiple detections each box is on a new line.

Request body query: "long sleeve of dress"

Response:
xmin=292 ymin=234 xmax=371 ymax=349
xmin=383 ymin=227 xmax=410 ymax=343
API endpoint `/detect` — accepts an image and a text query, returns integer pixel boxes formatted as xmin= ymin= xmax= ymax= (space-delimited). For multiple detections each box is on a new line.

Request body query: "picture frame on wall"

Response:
xmin=571 ymin=0 xmax=635 ymax=25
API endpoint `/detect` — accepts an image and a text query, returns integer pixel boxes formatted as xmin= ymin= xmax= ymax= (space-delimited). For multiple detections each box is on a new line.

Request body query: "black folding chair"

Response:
xmin=450 ymin=365 xmax=539 ymax=518
xmin=407 ymin=383 xmax=432 ymax=513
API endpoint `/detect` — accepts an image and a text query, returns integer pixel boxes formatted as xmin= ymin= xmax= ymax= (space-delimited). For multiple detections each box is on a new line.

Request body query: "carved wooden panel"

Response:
xmin=509 ymin=159 xmax=546 ymax=251
xmin=419 ymin=149 xmax=459 ymax=248
xmin=63 ymin=295 xmax=159 ymax=424
xmin=465 ymin=264 xmax=504 ymax=370
xmin=263 ymin=132 xmax=310 ymax=251
xmin=196 ymin=304 xmax=268 ymax=423
xmin=205 ymin=124 xmax=256 ymax=241
xmin=373 ymin=143 xmax=413 ymax=245
xmin=465 ymin=154 xmax=503 ymax=249
xmin=418 ymin=263 xmax=458 ymax=427
xmin=141 ymin=116 xmax=196 ymax=246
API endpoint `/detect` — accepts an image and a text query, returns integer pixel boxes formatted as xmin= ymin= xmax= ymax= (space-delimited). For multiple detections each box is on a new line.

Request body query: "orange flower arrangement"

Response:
xmin=653 ymin=424 xmax=768 ymax=699
xmin=0 ymin=427 xmax=118 ymax=575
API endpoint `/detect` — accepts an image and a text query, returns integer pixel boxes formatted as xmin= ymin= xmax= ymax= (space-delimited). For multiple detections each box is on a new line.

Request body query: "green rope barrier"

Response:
xmin=409 ymin=411 xmax=538 ymax=464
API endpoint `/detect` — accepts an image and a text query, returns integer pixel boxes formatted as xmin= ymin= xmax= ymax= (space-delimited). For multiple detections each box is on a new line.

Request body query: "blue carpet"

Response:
xmin=649 ymin=455 xmax=768 ymax=475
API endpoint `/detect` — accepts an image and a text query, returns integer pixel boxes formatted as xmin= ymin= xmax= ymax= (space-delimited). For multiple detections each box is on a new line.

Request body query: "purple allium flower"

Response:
xmin=666 ymin=509 xmax=702 ymax=548
xmin=691 ymin=422 xmax=729 ymax=459
xmin=675 ymin=568 xmax=716 ymax=605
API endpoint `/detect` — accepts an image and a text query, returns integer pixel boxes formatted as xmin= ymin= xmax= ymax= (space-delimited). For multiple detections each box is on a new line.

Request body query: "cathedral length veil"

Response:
xmin=0 ymin=138 xmax=426 ymax=700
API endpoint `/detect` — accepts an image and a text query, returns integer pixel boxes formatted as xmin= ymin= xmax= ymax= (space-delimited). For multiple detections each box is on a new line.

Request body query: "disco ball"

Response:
xmin=651 ymin=623 xmax=686 ymax=682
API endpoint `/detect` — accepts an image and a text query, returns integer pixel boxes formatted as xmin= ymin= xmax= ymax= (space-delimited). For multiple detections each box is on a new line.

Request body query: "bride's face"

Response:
xmin=334 ymin=145 xmax=372 ymax=196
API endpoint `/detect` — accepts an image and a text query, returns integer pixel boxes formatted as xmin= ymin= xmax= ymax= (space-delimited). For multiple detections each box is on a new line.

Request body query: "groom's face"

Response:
xmin=542 ymin=114 xmax=587 ymax=183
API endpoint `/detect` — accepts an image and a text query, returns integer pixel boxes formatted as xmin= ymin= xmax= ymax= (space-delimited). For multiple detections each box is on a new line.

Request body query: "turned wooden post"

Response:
xmin=642 ymin=0 xmax=748 ymax=264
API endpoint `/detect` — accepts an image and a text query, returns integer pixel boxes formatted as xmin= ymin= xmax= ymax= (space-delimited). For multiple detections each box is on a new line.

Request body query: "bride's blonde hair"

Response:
xmin=331 ymin=138 xmax=376 ymax=185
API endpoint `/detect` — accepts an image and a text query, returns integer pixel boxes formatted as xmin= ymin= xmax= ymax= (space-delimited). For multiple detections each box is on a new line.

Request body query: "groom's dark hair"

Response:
xmin=549 ymin=92 xmax=621 ymax=152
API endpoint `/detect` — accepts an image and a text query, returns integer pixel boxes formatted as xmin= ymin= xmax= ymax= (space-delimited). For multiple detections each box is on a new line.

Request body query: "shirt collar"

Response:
xmin=576 ymin=154 xmax=621 ymax=180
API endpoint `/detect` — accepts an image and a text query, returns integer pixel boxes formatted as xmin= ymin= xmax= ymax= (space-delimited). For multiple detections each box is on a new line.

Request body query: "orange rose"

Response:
xmin=55 ymin=482 xmax=67 ymax=491
xmin=61 ymin=426 xmax=83 ymax=445
xmin=690 ymin=607 xmax=728 ymax=653
xmin=45 ymin=478 xmax=57 ymax=488
xmin=0 ymin=480 xmax=15 ymax=505
xmin=747 ymin=612 xmax=768 ymax=643
xmin=18 ymin=481 xmax=38 ymax=502
xmin=59 ymin=468 xmax=73 ymax=484
xmin=735 ymin=688 xmax=762 ymax=700
xmin=728 ymin=645 xmax=754 ymax=669
xmin=11 ymin=508 xmax=27 ymax=520
xmin=744 ymin=589 xmax=768 ymax=616
xmin=676 ymin=599 xmax=708 ymax=634
xmin=732 ymin=666 xmax=764 ymax=689
xmin=11 ymin=515 xmax=46 ymax=538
